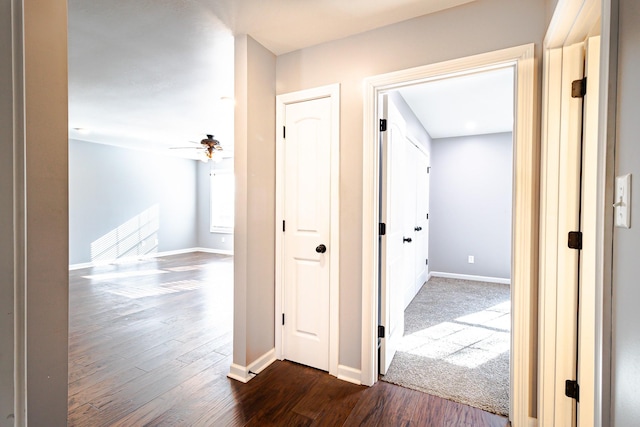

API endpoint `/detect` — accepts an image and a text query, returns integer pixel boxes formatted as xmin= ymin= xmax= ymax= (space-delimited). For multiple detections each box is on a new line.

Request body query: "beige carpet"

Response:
xmin=380 ymin=276 xmax=510 ymax=416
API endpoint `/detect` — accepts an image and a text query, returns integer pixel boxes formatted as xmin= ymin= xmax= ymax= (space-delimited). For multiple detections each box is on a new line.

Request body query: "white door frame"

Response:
xmin=539 ymin=1 xmax=614 ymax=426
xmin=361 ymin=44 xmax=536 ymax=426
xmin=275 ymin=84 xmax=341 ymax=378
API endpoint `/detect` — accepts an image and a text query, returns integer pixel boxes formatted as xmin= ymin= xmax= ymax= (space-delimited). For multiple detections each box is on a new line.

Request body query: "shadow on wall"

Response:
xmin=90 ymin=204 xmax=160 ymax=262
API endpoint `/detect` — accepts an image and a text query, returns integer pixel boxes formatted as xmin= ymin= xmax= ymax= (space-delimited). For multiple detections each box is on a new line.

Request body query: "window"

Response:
xmin=210 ymin=169 xmax=234 ymax=233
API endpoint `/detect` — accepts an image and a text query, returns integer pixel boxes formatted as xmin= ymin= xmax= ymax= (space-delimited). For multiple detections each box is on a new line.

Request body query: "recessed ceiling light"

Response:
xmin=464 ymin=121 xmax=477 ymax=131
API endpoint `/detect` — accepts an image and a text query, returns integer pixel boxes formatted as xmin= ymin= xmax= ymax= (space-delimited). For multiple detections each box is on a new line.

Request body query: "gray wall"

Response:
xmin=234 ymin=34 xmax=276 ymax=366
xmin=69 ymin=140 xmax=198 ymax=265
xmin=0 ymin=2 xmax=15 ymax=423
xmin=612 ymin=0 xmax=640 ymax=424
xmin=0 ymin=2 xmax=69 ymax=424
xmin=546 ymin=0 xmax=560 ymax=26
xmin=197 ymin=158 xmax=234 ymax=252
xmin=429 ymin=132 xmax=513 ymax=280
xmin=275 ymin=0 xmax=543 ymax=370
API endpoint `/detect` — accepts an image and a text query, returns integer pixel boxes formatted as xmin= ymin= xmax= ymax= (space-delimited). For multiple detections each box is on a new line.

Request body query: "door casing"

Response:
xmin=540 ymin=0 xmax=614 ymax=425
xmin=275 ymin=84 xmax=341 ymax=378
xmin=361 ymin=44 xmax=536 ymax=426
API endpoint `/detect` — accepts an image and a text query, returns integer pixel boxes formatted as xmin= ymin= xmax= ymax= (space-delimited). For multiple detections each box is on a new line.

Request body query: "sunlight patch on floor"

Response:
xmin=399 ymin=301 xmax=510 ymax=369
xmin=82 ymin=269 xmax=168 ymax=281
xmin=104 ymin=279 xmax=207 ymax=299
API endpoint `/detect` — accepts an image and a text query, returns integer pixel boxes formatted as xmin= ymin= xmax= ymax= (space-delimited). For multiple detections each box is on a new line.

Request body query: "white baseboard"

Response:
xmin=193 ymin=247 xmax=234 ymax=256
xmin=227 ymin=348 xmax=276 ymax=384
xmin=69 ymin=247 xmax=233 ymax=270
xmin=430 ymin=271 xmax=511 ymax=285
xmin=69 ymin=261 xmax=95 ymax=271
xmin=227 ymin=363 xmax=255 ymax=383
xmin=337 ymin=365 xmax=362 ymax=385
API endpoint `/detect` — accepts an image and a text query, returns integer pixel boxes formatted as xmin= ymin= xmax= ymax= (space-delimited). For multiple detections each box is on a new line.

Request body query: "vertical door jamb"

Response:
xmin=541 ymin=1 xmax=613 ymax=425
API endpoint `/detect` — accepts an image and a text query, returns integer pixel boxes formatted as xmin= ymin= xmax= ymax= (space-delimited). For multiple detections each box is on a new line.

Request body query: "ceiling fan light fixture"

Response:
xmin=170 ymin=134 xmax=222 ymax=162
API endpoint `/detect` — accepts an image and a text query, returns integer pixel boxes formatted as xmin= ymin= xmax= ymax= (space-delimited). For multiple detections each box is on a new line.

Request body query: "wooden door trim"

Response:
xmin=361 ymin=44 xmax=536 ymax=426
xmin=275 ymin=84 xmax=340 ymax=378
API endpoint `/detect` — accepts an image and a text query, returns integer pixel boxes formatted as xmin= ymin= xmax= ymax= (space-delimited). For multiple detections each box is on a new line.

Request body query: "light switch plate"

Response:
xmin=615 ymin=174 xmax=631 ymax=228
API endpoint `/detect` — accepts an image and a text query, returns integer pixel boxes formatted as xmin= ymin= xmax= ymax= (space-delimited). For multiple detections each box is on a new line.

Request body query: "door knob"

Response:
xmin=403 ymin=237 xmax=412 ymax=243
xmin=414 ymin=226 xmax=422 ymax=231
xmin=316 ymin=244 xmax=327 ymax=253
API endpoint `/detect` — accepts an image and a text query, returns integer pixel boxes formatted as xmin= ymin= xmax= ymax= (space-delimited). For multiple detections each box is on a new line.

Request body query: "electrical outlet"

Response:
xmin=468 ymin=255 xmax=475 ymax=264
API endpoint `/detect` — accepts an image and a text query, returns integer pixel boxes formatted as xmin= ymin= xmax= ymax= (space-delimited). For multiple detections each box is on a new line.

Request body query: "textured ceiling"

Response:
xmin=67 ymin=0 xmax=478 ymax=157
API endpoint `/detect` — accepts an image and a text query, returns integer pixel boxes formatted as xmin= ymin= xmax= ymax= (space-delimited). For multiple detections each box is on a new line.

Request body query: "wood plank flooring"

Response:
xmin=68 ymin=252 xmax=509 ymax=426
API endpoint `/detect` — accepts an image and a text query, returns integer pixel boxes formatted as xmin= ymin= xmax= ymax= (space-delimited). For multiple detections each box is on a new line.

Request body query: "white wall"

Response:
xmin=612 ymin=0 xmax=640 ymax=424
xmin=69 ymin=140 xmax=198 ymax=265
xmin=429 ymin=132 xmax=513 ymax=280
xmin=275 ymin=0 xmax=544 ymax=370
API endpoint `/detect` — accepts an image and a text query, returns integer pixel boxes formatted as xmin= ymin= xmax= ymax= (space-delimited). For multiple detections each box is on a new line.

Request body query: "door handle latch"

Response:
xmin=403 ymin=237 xmax=412 ymax=243
xmin=316 ymin=244 xmax=327 ymax=253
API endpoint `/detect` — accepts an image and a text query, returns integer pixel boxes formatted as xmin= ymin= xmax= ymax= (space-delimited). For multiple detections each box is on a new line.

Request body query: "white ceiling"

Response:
xmin=205 ymin=0 xmax=475 ymax=56
xmin=67 ymin=0 xmax=481 ymax=157
xmin=397 ymin=67 xmax=514 ymax=139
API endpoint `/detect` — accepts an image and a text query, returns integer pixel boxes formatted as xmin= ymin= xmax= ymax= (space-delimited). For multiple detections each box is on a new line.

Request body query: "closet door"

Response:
xmin=379 ymin=96 xmax=407 ymax=374
xmin=403 ymin=139 xmax=418 ymax=308
xmin=414 ymin=146 xmax=430 ymax=295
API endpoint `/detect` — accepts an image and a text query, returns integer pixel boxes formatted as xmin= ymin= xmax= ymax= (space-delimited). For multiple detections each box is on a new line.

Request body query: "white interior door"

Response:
xmin=552 ymin=41 xmax=585 ymax=427
xmin=577 ymin=35 xmax=600 ymax=427
xmin=282 ymin=96 xmax=332 ymax=372
xmin=379 ymin=95 xmax=406 ymax=374
xmin=403 ymin=140 xmax=418 ymax=308
xmin=414 ymin=147 xmax=430 ymax=295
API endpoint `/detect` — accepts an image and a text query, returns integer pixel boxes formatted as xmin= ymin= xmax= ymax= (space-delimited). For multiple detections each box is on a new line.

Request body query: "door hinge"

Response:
xmin=568 ymin=231 xmax=582 ymax=250
xmin=379 ymin=223 xmax=386 ymax=236
xmin=283 ymin=126 xmax=286 ymax=138
xmin=282 ymin=313 xmax=285 ymax=325
xmin=426 ymin=213 xmax=429 ymax=220
xmin=380 ymin=119 xmax=387 ymax=132
xmin=571 ymin=77 xmax=587 ymax=98
xmin=426 ymin=258 xmax=428 ymax=265
xmin=427 ymin=166 xmax=431 ymax=174
xmin=565 ymin=379 xmax=580 ymax=401
xmin=283 ymin=220 xmax=286 ymax=232
xmin=378 ymin=325 xmax=385 ymax=338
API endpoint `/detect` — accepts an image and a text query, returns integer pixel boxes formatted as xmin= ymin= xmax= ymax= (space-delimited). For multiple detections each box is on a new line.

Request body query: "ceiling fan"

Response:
xmin=171 ymin=134 xmax=223 ymax=161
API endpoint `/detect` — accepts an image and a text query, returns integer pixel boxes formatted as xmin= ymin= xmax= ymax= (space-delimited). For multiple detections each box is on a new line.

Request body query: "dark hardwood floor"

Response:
xmin=68 ymin=252 xmax=509 ymax=426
